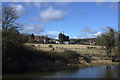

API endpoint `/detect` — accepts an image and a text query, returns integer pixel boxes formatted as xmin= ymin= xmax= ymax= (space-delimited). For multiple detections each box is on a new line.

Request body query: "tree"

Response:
xmin=31 ymin=33 xmax=35 ymax=38
xmin=2 ymin=6 xmax=24 ymax=54
xmin=75 ymin=39 xmax=81 ymax=44
xmin=118 ymin=33 xmax=120 ymax=60
xmin=58 ymin=33 xmax=69 ymax=44
xmin=28 ymin=33 xmax=35 ymax=43
xmin=115 ymin=32 xmax=120 ymax=60
xmin=58 ymin=33 xmax=64 ymax=43
xmin=97 ymin=27 xmax=115 ymax=57
xmin=64 ymin=36 xmax=69 ymax=41
xmin=95 ymin=36 xmax=104 ymax=46
xmin=2 ymin=6 xmax=29 ymax=73
xmin=2 ymin=7 xmax=23 ymax=32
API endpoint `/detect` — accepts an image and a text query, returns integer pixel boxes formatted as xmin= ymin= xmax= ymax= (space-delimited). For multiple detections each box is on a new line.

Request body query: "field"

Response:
xmin=25 ymin=43 xmax=118 ymax=64
xmin=25 ymin=43 xmax=106 ymax=56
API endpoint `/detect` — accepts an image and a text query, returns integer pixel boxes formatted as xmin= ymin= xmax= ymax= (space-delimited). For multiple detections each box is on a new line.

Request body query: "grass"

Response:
xmin=25 ymin=43 xmax=106 ymax=55
xmin=26 ymin=43 xmax=117 ymax=57
xmin=3 ymin=43 xmax=117 ymax=74
xmin=3 ymin=44 xmax=83 ymax=74
xmin=26 ymin=43 xmax=118 ymax=61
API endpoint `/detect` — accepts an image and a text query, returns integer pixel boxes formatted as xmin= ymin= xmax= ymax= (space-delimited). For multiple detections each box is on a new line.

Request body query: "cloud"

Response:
xmin=25 ymin=2 xmax=41 ymax=10
xmin=100 ymin=26 xmax=108 ymax=31
xmin=72 ymin=36 xmax=78 ymax=39
xmin=109 ymin=4 xmax=117 ymax=10
xmin=78 ymin=33 xmax=94 ymax=39
xmin=77 ymin=31 xmax=102 ymax=39
xmin=8 ymin=4 xmax=25 ymax=15
xmin=26 ymin=2 xmax=51 ymax=10
xmin=33 ymin=2 xmax=41 ymax=9
xmin=22 ymin=23 xmax=45 ymax=34
xmin=27 ymin=17 xmax=31 ymax=21
xmin=32 ymin=17 xmax=39 ymax=21
xmin=39 ymin=6 xmax=66 ymax=22
xmin=94 ymin=32 xmax=102 ymax=36
xmin=81 ymin=27 xmax=97 ymax=33
xmin=47 ymin=31 xmax=59 ymax=39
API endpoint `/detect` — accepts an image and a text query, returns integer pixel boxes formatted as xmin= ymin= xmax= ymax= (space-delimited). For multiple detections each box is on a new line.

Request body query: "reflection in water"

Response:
xmin=118 ymin=64 xmax=120 ymax=78
xmin=104 ymin=65 xmax=112 ymax=78
xmin=104 ymin=65 xmax=118 ymax=79
xmin=3 ymin=65 xmax=118 ymax=79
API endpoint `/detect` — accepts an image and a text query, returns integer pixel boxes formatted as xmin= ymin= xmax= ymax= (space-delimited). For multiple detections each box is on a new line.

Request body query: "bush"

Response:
xmin=48 ymin=45 xmax=53 ymax=48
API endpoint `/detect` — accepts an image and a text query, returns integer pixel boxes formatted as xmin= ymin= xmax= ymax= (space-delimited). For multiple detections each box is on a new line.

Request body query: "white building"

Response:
xmin=56 ymin=41 xmax=60 ymax=44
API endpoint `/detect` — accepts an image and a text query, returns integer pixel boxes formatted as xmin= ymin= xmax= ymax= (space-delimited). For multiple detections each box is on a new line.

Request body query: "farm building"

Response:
xmin=63 ymin=41 xmax=70 ymax=44
xmin=55 ymin=40 xmax=60 ymax=44
xmin=34 ymin=35 xmax=58 ymax=44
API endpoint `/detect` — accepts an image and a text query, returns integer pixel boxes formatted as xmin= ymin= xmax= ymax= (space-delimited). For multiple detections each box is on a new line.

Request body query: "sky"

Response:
xmin=2 ymin=2 xmax=118 ymax=39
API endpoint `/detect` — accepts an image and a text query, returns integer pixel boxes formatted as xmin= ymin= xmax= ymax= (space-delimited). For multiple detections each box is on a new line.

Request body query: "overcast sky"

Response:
xmin=2 ymin=2 xmax=118 ymax=39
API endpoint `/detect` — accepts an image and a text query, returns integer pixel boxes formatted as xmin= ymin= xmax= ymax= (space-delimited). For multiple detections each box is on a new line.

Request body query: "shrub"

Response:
xmin=48 ymin=45 xmax=53 ymax=48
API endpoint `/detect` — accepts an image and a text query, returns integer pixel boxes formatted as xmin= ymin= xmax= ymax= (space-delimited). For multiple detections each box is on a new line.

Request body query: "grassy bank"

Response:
xmin=3 ymin=45 xmax=83 ymax=74
xmin=3 ymin=43 xmax=119 ymax=74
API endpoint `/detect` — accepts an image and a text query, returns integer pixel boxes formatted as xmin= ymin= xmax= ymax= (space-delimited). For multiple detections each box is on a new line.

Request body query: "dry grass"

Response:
xmin=25 ymin=43 xmax=106 ymax=55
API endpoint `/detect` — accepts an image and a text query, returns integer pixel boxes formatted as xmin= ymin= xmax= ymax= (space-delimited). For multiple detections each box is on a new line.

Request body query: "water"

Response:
xmin=3 ymin=65 xmax=118 ymax=79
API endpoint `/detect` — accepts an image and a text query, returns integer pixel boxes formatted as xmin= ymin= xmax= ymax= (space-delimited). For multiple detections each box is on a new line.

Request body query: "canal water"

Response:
xmin=3 ymin=65 xmax=119 ymax=79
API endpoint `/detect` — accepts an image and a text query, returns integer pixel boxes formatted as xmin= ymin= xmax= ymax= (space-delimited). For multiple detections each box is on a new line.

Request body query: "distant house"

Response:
xmin=34 ymin=35 xmax=67 ymax=44
xmin=56 ymin=40 xmax=60 ymax=44
xmin=89 ymin=40 xmax=96 ymax=45
xmin=69 ymin=41 xmax=75 ymax=44
xmin=48 ymin=38 xmax=57 ymax=44
xmin=40 ymin=36 xmax=49 ymax=44
xmin=84 ymin=40 xmax=96 ymax=45
xmin=35 ymin=35 xmax=41 ymax=43
xmin=63 ymin=41 xmax=70 ymax=44
xmin=69 ymin=39 xmax=76 ymax=44
xmin=37 ymin=36 xmax=58 ymax=44
xmin=85 ymin=41 xmax=90 ymax=45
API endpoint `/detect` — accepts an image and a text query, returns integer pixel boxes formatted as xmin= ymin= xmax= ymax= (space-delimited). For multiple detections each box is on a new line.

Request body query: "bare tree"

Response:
xmin=2 ymin=7 xmax=23 ymax=32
